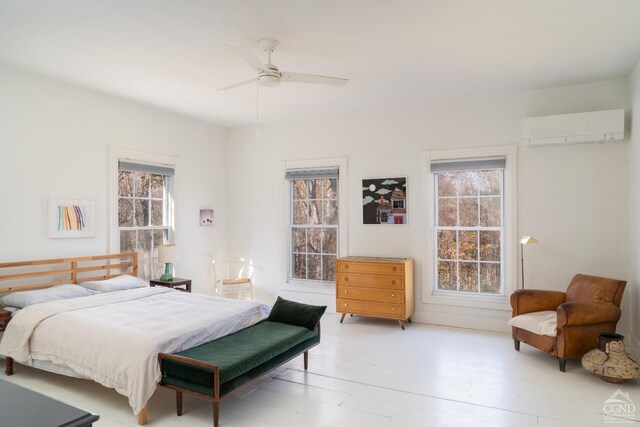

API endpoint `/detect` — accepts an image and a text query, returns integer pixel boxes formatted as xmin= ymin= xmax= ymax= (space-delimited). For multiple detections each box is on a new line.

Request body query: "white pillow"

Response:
xmin=79 ymin=274 xmax=147 ymax=293
xmin=508 ymin=310 xmax=557 ymax=337
xmin=0 ymin=284 xmax=95 ymax=309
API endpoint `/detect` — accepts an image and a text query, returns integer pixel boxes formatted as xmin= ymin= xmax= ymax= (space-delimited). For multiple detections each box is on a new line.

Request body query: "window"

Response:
xmin=424 ymin=146 xmax=517 ymax=306
xmin=433 ymin=162 xmax=503 ymax=294
xmin=117 ymin=161 xmax=174 ymax=280
xmin=286 ymin=168 xmax=339 ymax=283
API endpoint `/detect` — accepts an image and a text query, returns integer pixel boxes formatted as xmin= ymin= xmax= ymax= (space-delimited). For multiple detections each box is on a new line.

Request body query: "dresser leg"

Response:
xmin=407 ymin=318 xmax=412 ymax=323
xmin=339 ymin=313 xmax=347 ymax=323
xmin=398 ymin=321 xmax=405 ymax=330
xmin=5 ymin=357 xmax=13 ymax=375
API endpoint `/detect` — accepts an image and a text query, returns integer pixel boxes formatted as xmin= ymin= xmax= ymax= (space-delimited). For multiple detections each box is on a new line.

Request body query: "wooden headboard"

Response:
xmin=0 ymin=252 xmax=138 ymax=293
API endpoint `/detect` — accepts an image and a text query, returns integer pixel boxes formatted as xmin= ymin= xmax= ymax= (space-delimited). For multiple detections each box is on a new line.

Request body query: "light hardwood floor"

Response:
xmin=1 ymin=313 xmax=639 ymax=426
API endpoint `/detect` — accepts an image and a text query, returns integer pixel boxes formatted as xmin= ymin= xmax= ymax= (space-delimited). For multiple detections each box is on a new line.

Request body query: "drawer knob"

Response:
xmin=344 ymin=303 xmax=348 ymax=307
xmin=344 ymin=290 xmax=348 ymax=294
xmin=392 ymin=307 xmax=395 ymax=311
xmin=392 ymin=280 xmax=396 ymax=285
xmin=392 ymin=293 xmax=396 ymax=297
xmin=393 ymin=267 xmax=397 ymax=272
xmin=344 ymin=277 xmax=349 ymax=282
xmin=344 ymin=265 xmax=349 ymax=270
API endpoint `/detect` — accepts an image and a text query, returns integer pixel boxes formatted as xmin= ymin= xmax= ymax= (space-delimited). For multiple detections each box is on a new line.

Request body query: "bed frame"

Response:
xmin=0 ymin=252 xmax=149 ymax=424
xmin=0 ymin=252 xmax=138 ymax=294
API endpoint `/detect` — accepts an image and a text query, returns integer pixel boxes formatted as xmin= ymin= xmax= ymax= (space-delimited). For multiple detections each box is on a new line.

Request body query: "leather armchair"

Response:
xmin=510 ymin=274 xmax=625 ymax=371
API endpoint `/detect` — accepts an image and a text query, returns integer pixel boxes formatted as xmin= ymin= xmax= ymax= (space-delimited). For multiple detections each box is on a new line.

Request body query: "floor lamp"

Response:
xmin=520 ymin=235 xmax=538 ymax=289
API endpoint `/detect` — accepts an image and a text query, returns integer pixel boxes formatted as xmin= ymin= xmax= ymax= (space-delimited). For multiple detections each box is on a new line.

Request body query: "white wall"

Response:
xmin=227 ymin=79 xmax=630 ymax=332
xmin=0 ymin=65 xmax=228 ymax=293
xmin=628 ymin=59 xmax=640 ymax=357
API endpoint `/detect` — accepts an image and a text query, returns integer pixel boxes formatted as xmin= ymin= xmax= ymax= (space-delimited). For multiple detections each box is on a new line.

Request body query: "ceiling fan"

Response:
xmin=218 ymin=39 xmax=349 ymax=91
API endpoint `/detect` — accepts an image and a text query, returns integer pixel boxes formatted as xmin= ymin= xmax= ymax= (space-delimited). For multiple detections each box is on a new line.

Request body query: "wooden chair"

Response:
xmin=211 ymin=258 xmax=255 ymax=299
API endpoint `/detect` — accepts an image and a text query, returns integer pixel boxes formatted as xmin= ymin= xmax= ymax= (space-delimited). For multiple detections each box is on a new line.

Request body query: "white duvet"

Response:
xmin=0 ymin=287 xmax=270 ymax=414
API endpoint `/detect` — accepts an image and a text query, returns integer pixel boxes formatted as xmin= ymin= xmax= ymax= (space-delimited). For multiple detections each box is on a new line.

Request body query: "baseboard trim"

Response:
xmin=412 ymin=308 xmax=511 ymax=334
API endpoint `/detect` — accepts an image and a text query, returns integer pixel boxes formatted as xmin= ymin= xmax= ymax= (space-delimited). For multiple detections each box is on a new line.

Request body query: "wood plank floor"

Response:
xmin=1 ymin=313 xmax=639 ymax=426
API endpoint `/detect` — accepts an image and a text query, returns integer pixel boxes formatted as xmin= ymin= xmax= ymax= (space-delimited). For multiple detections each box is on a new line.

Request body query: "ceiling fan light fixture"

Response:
xmin=258 ymin=75 xmax=281 ymax=87
xmin=218 ymin=38 xmax=349 ymax=91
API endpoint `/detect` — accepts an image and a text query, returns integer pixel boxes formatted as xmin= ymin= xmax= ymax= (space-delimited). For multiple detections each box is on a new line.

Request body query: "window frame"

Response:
xmin=422 ymin=145 xmax=517 ymax=310
xmin=281 ymin=157 xmax=348 ymax=293
xmin=109 ymin=147 xmax=177 ymax=279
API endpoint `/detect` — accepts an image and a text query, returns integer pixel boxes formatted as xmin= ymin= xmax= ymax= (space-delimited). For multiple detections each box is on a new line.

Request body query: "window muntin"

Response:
xmin=290 ymin=178 xmax=339 ymax=282
xmin=434 ymin=169 xmax=503 ymax=294
xmin=118 ymin=168 xmax=172 ymax=280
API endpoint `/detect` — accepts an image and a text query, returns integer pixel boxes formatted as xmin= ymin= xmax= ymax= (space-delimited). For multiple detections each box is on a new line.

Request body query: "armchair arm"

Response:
xmin=510 ymin=289 xmax=566 ymax=316
xmin=557 ymin=301 xmax=621 ymax=328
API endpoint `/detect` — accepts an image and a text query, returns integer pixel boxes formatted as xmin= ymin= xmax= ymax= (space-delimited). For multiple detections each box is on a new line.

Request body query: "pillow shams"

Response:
xmin=0 ymin=284 xmax=95 ymax=309
xmin=78 ymin=274 xmax=147 ymax=293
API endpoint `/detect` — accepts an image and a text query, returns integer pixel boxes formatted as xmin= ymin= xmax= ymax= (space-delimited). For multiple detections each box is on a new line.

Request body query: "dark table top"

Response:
xmin=0 ymin=378 xmax=99 ymax=427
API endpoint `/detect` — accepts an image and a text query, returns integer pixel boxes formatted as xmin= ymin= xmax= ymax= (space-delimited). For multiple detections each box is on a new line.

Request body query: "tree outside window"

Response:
xmin=118 ymin=164 xmax=173 ymax=280
xmin=290 ymin=178 xmax=339 ymax=282
xmin=435 ymin=169 xmax=503 ymax=294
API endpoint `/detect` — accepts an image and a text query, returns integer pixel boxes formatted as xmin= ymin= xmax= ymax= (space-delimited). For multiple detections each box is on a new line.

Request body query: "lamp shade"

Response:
xmin=520 ymin=235 xmax=538 ymax=245
xmin=158 ymin=244 xmax=178 ymax=263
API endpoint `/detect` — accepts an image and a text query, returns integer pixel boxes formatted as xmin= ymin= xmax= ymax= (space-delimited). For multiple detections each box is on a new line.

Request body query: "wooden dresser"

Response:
xmin=336 ymin=257 xmax=414 ymax=329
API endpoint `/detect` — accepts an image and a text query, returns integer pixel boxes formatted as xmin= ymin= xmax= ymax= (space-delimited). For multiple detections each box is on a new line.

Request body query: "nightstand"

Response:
xmin=0 ymin=308 xmax=11 ymax=332
xmin=150 ymin=278 xmax=191 ymax=293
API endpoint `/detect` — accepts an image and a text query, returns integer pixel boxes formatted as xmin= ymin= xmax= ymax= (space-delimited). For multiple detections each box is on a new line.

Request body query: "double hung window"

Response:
xmin=117 ymin=161 xmax=174 ymax=280
xmin=432 ymin=157 xmax=505 ymax=295
xmin=286 ymin=168 xmax=339 ymax=283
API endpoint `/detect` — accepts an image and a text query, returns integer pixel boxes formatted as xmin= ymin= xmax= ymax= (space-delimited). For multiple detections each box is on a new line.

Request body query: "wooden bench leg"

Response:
xmin=177 ymin=392 xmax=183 ymax=416
xmin=304 ymin=351 xmax=309 ymax=370
xmin=213 ymin=401 xmax=219 ymax=427
xmin=137 ymin=405 xmax=148 ymax=425
xmin=5 ymin=357 xmax=13 ymax=375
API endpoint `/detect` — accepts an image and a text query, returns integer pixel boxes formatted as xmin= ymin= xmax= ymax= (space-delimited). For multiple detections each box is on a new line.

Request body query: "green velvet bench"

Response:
xmin=158 ymin=298 xmax=325 ymax=427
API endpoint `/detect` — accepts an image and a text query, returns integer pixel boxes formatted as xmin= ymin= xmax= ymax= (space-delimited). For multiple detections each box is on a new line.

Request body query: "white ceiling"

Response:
xmin=1 ymin=0 xmax=640 ymax=127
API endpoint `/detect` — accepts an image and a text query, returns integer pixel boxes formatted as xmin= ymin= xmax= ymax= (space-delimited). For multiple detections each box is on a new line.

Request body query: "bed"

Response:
xmin=0 ymin=253 xmax=270 ymax=425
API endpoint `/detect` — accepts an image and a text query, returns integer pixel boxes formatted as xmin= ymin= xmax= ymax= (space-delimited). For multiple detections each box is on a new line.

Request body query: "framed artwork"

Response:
xmin=200 ymin=209 xmax=214 ymax=226
xmin=48 ymin=198 xmax=96 ymax=238
xmin=362 ymin=177 xmax=407 ymax=224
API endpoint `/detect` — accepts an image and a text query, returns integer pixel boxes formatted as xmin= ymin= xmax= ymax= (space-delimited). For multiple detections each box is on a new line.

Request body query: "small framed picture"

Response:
xmin=362 ymin=177 xmax=407 ymax=224
xmin=48 ymin=198 xmax=96 ymax=238
xmin=200 ymin=209 xmax=214 ymax=226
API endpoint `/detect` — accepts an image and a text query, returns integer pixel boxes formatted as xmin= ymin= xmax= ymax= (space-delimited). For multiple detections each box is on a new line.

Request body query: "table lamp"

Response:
xmin=158 ymin=244 xmax=178 ymax=281
xmin=519 ymin=235 xmax=538 ymax=289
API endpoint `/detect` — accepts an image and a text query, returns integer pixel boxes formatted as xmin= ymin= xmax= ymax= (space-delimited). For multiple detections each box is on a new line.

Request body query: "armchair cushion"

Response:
xmin=509 ymin=311 xmax=557 ymax=337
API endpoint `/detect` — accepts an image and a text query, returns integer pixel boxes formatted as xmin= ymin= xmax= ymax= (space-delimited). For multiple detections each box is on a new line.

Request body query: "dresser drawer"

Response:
xmin=337 ymin=298 xmax=405 ymax=318
xmin=336 ymin=261 xmax=404 ymax=276
xmin=337 ymin=273 xmax=404 ymax=289
xmin=337 ymin=286 xmax=404 ymax=303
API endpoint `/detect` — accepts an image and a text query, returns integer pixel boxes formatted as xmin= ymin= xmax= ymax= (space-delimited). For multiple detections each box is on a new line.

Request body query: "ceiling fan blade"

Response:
xmin=217 ymin=78 xmax=257 ymax=91
xmin=228 ymin=43 xmax=266 ymax=71
xmin=281 ymin=71 xmax=348 ymax=86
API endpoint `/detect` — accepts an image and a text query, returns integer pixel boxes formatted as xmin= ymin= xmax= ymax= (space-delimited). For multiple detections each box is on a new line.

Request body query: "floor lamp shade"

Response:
xmin=520 ymin=236 xmax=538 ymax=289
xmin=158 ymin=244 xmax=178 ymax=281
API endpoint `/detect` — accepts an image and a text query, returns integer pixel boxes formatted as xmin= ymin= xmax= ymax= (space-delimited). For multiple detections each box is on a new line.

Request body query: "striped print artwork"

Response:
xmin=57 ymin=205 xmax=86 ymax=231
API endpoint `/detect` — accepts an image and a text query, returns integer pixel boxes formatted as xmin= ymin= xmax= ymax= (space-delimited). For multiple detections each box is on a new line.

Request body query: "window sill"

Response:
xmin=423 ymin=291 xmax=511 ymax=311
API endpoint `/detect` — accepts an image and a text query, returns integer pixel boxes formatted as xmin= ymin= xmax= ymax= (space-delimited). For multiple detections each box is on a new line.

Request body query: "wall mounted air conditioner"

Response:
xmin=522 ymin=109 xmax=624 ymax=146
